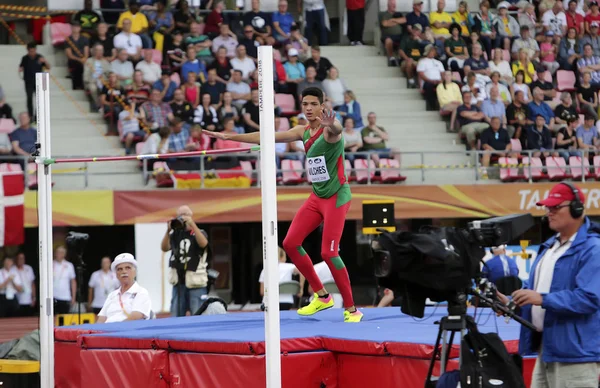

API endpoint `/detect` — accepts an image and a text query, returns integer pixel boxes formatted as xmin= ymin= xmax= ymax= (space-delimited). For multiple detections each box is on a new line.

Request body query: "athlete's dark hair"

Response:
xmin=301 ymin=87 xmax=324 ymax=104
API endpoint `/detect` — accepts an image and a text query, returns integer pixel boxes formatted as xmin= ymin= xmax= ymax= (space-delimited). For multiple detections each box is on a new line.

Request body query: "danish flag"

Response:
xmin=0 ymin=171 xmax=25 ymax=247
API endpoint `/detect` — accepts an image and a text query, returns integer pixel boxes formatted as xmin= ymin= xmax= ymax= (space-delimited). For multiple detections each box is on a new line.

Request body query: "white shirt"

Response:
xmin=259 ymin=262 xmax=296 ymax=304
xmin=98 ymin=282 xmax=152 ymax=323
xmin=313 ymin=261 xmax=343 ymax=308
xmin=88 ymin=270 xmax=119 ymax=309
xmin=135 ymin=60 xmax=162 ymax=84
xmin=531 ymin=233 xmax=576 ymax=331
xmin=11 ymin=265 xmax=35 ymax=305
xmin=542 ymin=10 xmax=567 ymax=36
xmin=113 ymin=32 xmax=143 ymax=56
xmin=230 ymin=56 xmax=256 ymax=80
xmin=211 ymin=36 xmax=238 ymax=58
xmin=0 ymin=268 xmax=23 ymax=300
xmin=416 ymin=58 xmax=445 ymax=85
xmin=53 ymin=260 xmax=76 ymax=302
xmin=303 ymin=0 xmax=325 ymax=11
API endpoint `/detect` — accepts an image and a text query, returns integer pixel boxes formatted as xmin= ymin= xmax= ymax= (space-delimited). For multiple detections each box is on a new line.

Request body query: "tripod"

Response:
xmin=424 ymin=314 xmax=471 ymax=388
xmin=73 ymin=253 xmax=86 ymax=324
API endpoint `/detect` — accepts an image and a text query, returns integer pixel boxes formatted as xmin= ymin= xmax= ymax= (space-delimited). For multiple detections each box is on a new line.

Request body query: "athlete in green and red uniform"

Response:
xmin=204 ymin=87 xmax=362 ymax=322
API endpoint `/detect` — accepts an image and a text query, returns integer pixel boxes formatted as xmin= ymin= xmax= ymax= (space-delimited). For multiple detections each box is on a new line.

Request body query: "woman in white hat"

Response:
xmin=96 ymin=253 xmax=152 ymax=323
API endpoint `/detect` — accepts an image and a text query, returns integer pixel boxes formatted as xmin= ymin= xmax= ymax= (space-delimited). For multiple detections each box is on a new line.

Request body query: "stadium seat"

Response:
xmin=593 ymin=156 xmax=600 ymax=180
xmin=354 ymin=159 xmax=379 ymax=183
xmin=502 ymin=49 xmax=510 ymax=61
xmin=239 ymin=160 xmax=254 ymax=179
xmin=50 ymin=23 xmax=72 ymax=45
xmin=379 ymin=158 xmax=406 ymax=183
xmin=510 ymin=139 xmax=522 ymax=153
xmin=281 ymin=158 xmax=305 ymax=185
xmin=499 ymin=157 xmax=521 ymax=181
xmin=0 ymin=163 xmax=22 ymax=173
xmin=275 ymin=94 xmax=299 ymax=116
xmin=545 ymin=156 xmax=570 ymax=180
xmin=569 ymin=156 xmax=592 ymax=179
xmin=522 ymin=156 xmax=544 ymax=181
xmin=344 ymin=159 xmax=355 ymax=182
xmin=152 ymin=49 xmax=162 ymax=64
xmin=557 ymin=70 xmax=576 ymax=92
xmin=543 ymin=71 xmax=552 ymax=83
xmin=170 ymin=72 xmax=181 ymax=87
xmin=0 ymin=118 xmax=16 ymax=134
xmin=452 ymin=72 xmax=462 ymax=84
xmin=278 ymin=117 xmax=290 ymax=131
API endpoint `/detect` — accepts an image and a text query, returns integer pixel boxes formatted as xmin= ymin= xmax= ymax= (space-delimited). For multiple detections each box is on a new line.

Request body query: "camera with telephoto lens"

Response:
xmin=170 ymin=216 xmax=186 ymax=230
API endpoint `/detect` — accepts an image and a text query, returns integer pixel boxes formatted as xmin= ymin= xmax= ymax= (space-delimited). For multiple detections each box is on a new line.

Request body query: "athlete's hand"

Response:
xmin=202 ymin=130 xmax=228 ymax=140
xmin=316 ymin=109 xmax=336 ymax=127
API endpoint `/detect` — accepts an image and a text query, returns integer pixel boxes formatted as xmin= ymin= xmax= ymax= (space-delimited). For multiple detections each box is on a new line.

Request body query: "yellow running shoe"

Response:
xmin=297 ymin=293 xmax=334 ymax=316
xmin=343 ymin=310 xmax=364 ymax=323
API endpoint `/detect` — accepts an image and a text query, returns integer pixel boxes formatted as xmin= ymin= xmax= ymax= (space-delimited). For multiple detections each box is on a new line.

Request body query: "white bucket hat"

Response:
xmin=111 ymin=253 xmax=137 ymax=272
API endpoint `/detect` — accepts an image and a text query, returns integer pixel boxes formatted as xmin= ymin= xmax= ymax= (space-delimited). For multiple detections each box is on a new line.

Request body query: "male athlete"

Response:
xmin=204 ymin=87 xmax=362 ymax=322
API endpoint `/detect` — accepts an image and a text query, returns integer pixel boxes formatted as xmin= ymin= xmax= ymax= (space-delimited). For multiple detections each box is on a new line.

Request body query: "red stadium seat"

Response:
xmin=0 ymin=118 xmax=16 ymax=134
xmin=277 ymin=117 xmax=290 ymax=131
xmin=171 ymin=72 xmax=181 ymax=87
xmin=239 ymin=160 xmax=255 ymax=182
xmin=0 ymin=163 xmax=23 ymax=173
xmin=51 ymin=23 xmax=72 ymax=45
xmin=510 ymin=139 xmax=522 ymax=152
xmin=502 ymin=49 xmax=510 ymax=61
xmin=282 ymin=159 xmax=305 ymax=185
xmin=152 ymin=49 xmax=163 ymax=65
xmin=354 ymin=159 xmax=379 ymax=183
xmin=379 ymin=158 xmax=406 ymax=183
xmin=557 ymin=70 xmax=576 ymax=92
xmin=522 ymin=157 xmax=544 ymax=181
xmin=499 ymin=157 xmax=521 ymax=181
xmin=543 ymin=71 xmax=552 ymax=83
xmin=344 ymin=159 xmax=355 ymax=182
xmin=276 ymin=94 xmax=299 ymax=116
xmin=545 ymin=156 xmax=570 ymax=180
xmin=593 ymin=156 xmax=600 ymax=180
xmin=569 ymin=156 xmax=592 ymax=179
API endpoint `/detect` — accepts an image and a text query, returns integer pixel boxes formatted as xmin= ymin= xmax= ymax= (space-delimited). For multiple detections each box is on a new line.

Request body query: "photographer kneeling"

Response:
xmin=161 ymin=205 xmax=210 ymax=317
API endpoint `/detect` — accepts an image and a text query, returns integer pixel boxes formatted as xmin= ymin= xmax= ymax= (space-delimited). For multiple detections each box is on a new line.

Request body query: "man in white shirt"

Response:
xmin=12 ymin=252 xmax=36 ymax=316
xmin=111 ymin=49 xmax=135 ymax=83
xmin=417 ymin=44 xmax=445 ymax=111
xmin=230 ymin=44 xmax=256 ymax=81
xmin=211 ymin=23 xmax=239 ymax=58
xmin=542 ymin=1 xmax=567 ymax=37
xmin=88 ymin=257 xmax=119 ymax=315
xmin=113 ymin=18 xmax=143 ymax=61
xmin=0 ymin=257 xmax=23 ymax=318
xmin=500 ymin=182 xmax=600 ymax=388
xmin=259 ymin=247 xmax=305 ymax=310
xmin=97 ymin=253 xmax=152 ymax=323
xmin=53 ymin=246 xmax=76 ymax=315
xmin=135 ymin=49 xmax=161 ymax=84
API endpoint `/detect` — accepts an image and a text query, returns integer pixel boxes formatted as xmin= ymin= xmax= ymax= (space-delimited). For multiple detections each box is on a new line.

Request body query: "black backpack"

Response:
xmin=460 ymin=320 xmax=526 ymax=388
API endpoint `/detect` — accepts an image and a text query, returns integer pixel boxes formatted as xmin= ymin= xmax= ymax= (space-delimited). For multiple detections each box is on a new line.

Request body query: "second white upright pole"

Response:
xmin=257 ymin=46 xmax=281 ymax=388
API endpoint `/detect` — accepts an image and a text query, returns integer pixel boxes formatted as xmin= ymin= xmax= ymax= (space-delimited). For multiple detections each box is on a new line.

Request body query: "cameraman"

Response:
xmin=161 ymin=206 xmax=210 ymax=317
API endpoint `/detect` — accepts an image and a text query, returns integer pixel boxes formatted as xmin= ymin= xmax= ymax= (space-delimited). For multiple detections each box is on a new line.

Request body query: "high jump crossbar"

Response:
xmin=34 ymin=45 xmax=282 ymax=388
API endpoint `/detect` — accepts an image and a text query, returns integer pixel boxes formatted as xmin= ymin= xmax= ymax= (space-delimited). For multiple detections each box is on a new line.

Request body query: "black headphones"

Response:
xmin=561 ymin=182 xmax=585 ymax=218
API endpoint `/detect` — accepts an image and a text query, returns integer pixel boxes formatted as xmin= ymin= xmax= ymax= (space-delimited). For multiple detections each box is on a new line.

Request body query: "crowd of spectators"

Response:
xmin=379 ymin=0 xmax=600 ymax=178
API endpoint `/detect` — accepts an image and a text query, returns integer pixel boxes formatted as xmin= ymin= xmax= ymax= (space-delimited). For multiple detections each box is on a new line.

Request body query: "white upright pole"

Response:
xmin=257 ymin=46 xmax=281 ymax=388
xmin=36 ymin=72 xmax=54 ymax=388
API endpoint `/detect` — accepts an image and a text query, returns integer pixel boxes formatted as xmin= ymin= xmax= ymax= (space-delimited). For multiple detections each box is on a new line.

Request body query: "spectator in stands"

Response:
xmin=239 ymin=26 xmax=261 ymax=59
xmin=259 ymin=247 xmax=304 ymax=311
xmin=480 ymin=116 xmax=511 ymax=170
xmin=186 ymin=125 xmax=211 ymax=154
xmin=585 ymin=1 xmax=600 ymax=34
xmin=585 ymin=25 xmax=600 ymax=59
xmin=91 ymin=23 xmax=116 ymax=61
xmin=577 ymin=43 xmax=600 ymax=85
xmin=117 ymin=1 xmax=152 ymax=49
xmin=127 ymin=70 xmax=152 ymax=103
xmin=577 ymin=114 xmax=600 ymax=153
xmin=87 ymin=257 xmax=118 ymax=315
xmin=462 ymin=71 xmax=486 ymax=105
xmin=482 ymin=86 xmax=507 ymax=126
xmin=506 ymin=90 xmax=532 ymax=143
xmin=578 ymin=71 xmax=599 ymax=118
xmin=458 ymin=90 xmax=489 ymax=149
xmin=182 ymin=72 xmax=201 ymax=107
xmin=170 ymin=88 xmax=195 ymax=125
xmin=231 ymin=45 xmax=256 ymax=81
xmin=185 ymin=22 xmax=213 ymax=64
xmin=486 ymin=71 xmax=512 ymax=105
xmin=346 ymin=0 xmax=365 ymax=45
xmin=494 ymin=2 xmax=520 ymax=51
xmin=181 ymin=46 xmax=208 ymax=83
xmin=565 ymin=0 xmax=584 ymax=37
xmin=219 ymin=92 xmax=243 ymax=133
xmin=111 ymin=49 xmax=135 ymax=84
xmin=100 ymin=0 xmax=124 ymax=25
xmin=153 ymin=70 xmax=177 ymax=102
xmin=136 ymin=49 xmax=162 ymax=85
xmin=342 ymin=117 xmax=363 ymax=163
xmin=511 ymin=70 xmax=531 ymax=103
xmin=0 ymin=130 xmax=12 ymax=162
xmin=417 ymin=44 xmax=445 ymax=110
xmin=147 ymin=0 xmax=174 ymax=52
xmin=322 ymin=67 xmax=346 ymax=108
xmin=491 ymin=48 xmax=515 ymax=82
xmin=194 ymin=93 xmax=219 ymax=131
xmin=531 ymin=67 xmax=558 ymax=106
xmin=304 ymin=46 xmax=332 ymax=82
xmin=337 ymin=90 xmax=364 ymax=129
xmin=300 ymin=0 xmax=328 ymax=46
xmin=451 ymin=1 xmax=469 ymax=37
xmin=284 ymin=48 xmax=306 ymax=98
xmin=445 ymin=23 xmax=469 ymax=73
xmin=13 ymin=253 xmax=36 ymax=317
xmin=361 ymin=112 xmax=395 ymax=164
xmin=141 ymin=125 xmax=171 ymax=157
xmin=430 ymin=0 xmax=452 ymax=41
xmin=272 ymin=0 xmax=295 ymax=42
xmin=241 ymin=88 xmax=260 ymax=133
xmin=380 ymin=0 xmax=407 ymax=66
xmin=284 ymin=25 xmax=310 ymax=61
xmin=406 ymin=0 xmax=429 ymax=37
xmin=243 ymin=0 xmax=274 ymax=45
xmin=201 ymin=68 xmax=225 ymax=107
xmin=204 ymin=1 xmax=226 ymax=39
xmin=141 ymin=88 xmax=175 ymax=129
xmin=113 ymin=19 xmax=143 ymax=62
xmin=463 ymin=43 xmax=490 ymax=77
xmin=399 ymin=24 xmax=424 ymax=87
xmin=19 ymin=42 xmax=49 ymax=121
xmin=9 ymin=112 xmax=36 ymax=166
xmin=166 ymin=118 xmax=190 ymax=157
xmin=209 ymin=46 xmax=233 ymax=83
xmin=297 ymin=66 xmax=323 ymax=99
xmin=555 ymin=116 xmax=581 ymax=161
xmin=540 ymin=32 xmax=560 ymax=75
xmin=527 ymin=114 xmax=553 ymax=157
xmin=173 ymin=0 xmax=195 ymax=34
xmin=84 ymin=43 xmax=111 ymax=97
xmin=437 ymin=71 xmax=463 ymax=130
xmin=543 ymin=1 xmax=568 ymax=37
xmin=212 ymin=24 xmax=239 ymax=59
xmin=97 ymin=254 xmax=152 ymax=323
xmin=73 ymin=0 xmax=103 ymax=37
xmin=0 ymin=256 xmax=22 ymax=318
xmin=53 ymin=246 xmax=76 ymax=315
xmin=511 ymin=26 xmax=540 ymax=61
xmin=558 ymin=27 xmax=582 ymax=70
xmin=528 ymin=87 xmax=556 ymax=129
xmin=119 ymin=101 xmax=147 ymax=154
xmin=512 ymin=48 xmax=536 ymax=84
xmin=467 ymin=1 xmax=495 ymax=58
xmin=166 ymin=30 xmax=186 ymax=72
xmin=554 ymin=92 xmax=578 ymax=132
xmin=215 ymin=117 xmax=248 ymax=149
xmin=100 ymin=72 xmax=125 ymax=120
xmin=227 ymin=70 xmax=251 ymax=110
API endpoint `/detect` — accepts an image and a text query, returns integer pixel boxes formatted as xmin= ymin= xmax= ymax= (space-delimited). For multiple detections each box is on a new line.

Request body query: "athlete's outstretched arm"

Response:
xmin=318 ymin=109 xmax=343 ymax=136
xmin=203 ymin=125 xmax=304 ymax=144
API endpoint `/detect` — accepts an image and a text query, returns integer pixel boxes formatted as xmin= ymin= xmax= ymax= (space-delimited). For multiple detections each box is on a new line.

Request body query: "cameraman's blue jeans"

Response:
xmin=170 ymin=284 xmax=208 ymax=316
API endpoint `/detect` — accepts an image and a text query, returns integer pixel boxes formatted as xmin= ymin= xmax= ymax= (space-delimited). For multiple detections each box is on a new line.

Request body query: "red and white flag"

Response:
xmin=0 ymin=172 xmax=25 ymax=247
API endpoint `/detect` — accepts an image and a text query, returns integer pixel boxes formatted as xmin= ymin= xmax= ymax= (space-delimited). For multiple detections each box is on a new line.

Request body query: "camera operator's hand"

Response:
xmin=166 ymin=220 xmax=172 ymax=233
xmin=496 ymin=290 xmax=509 ymax=305
xmin=511 ymin=289 xmax=543 ymax=307
xmin=180 ymin=215 xmax=194 ymax=226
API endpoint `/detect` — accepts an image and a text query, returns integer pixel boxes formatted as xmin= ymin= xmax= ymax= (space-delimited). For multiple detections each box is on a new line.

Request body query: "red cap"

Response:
xmin=536 ymin=183 xmax=585 ymax=207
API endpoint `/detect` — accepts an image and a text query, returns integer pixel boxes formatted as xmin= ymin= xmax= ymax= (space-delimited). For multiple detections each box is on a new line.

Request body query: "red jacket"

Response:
xmin=204 ymin=10 xmax=223 ymax=34
xmin=346 ymin=0 xmax=365 ymax=10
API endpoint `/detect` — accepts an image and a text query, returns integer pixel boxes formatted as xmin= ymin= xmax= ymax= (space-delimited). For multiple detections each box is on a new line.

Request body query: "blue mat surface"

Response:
xmin=63 ymin=307 xmax=521 ymax=346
